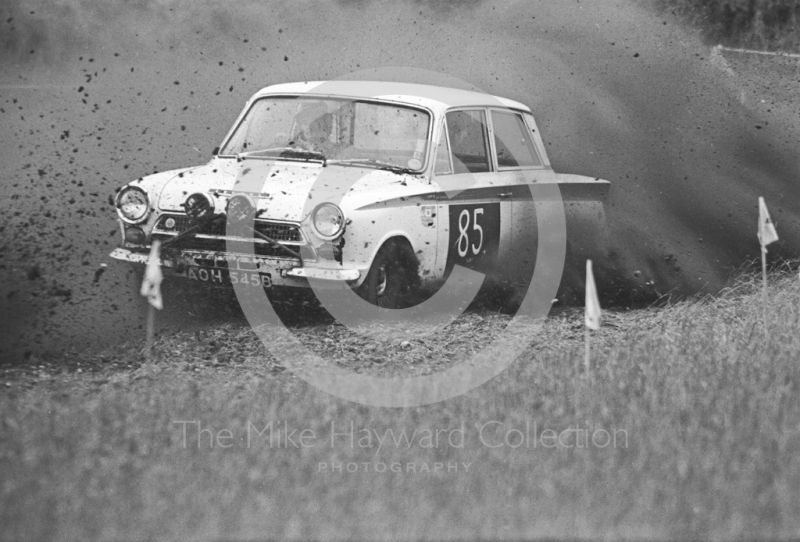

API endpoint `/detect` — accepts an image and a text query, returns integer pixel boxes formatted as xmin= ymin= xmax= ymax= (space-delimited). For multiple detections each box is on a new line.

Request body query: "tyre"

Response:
xmin=357 ymin=240 xmax=419 ymax=309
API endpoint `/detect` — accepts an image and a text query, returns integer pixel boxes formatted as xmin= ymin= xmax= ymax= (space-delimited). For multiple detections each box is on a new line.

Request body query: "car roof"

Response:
xmin=249 ymin=81 xmax=531 ymax=113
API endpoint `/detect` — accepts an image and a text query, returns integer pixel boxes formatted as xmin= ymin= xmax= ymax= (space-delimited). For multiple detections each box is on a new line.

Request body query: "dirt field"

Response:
xmin=1 ymin=0 xmax=799 ymax=362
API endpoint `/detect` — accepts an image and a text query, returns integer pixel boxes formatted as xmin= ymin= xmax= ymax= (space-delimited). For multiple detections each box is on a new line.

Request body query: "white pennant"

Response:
xmin=140 ymin=240 xmax=164 ymax=310
xmin=585 ymin=259 xmax=601 ymax=331
xmin=758 ymin=196 xmax=779 ymax=248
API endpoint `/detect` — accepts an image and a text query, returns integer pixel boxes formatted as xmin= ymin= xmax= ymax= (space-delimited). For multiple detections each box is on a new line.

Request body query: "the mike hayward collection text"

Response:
xmin=172 ymin=420 xmax=629 ymax=452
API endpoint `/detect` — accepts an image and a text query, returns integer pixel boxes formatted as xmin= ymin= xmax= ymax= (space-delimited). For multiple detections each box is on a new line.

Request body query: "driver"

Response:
xmin=289 ymin=101 xmax=335 ymax=155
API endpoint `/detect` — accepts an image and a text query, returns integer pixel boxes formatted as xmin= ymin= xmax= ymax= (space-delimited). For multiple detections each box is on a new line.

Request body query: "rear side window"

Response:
xmin=445 ymin=110 xmax=491 ymax=174
xmin=491 ymin=110 xmax=541 ymax=168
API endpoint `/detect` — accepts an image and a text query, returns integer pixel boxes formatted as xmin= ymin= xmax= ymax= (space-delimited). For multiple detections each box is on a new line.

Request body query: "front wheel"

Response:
xmin=357 ymin=241 xmax=419 ymax=309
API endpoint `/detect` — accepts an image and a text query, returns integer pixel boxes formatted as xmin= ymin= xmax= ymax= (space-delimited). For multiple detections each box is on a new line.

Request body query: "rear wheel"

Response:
xmin=357 ymin=241 xmax=419 ymax=309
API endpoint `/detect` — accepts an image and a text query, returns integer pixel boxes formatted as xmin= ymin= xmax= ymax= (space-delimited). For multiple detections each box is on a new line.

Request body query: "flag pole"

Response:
xmin=145 ymin=304 xmax=156 ymax=361
xmin=140 ymin=239 xmax=164 ymax=361
xmin=584 ymin=259 xmax=601 ymax=384
xmin=761 ymin=245 xmax=768 ymax=337
xmin=584 ymin=325 xmax=590 ymax=381
xmin=757 ymin=197 xmax=779 ymax=337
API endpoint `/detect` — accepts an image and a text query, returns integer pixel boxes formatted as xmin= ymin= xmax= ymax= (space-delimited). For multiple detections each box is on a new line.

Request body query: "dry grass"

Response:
xmin=2 ymin=269 xmax=800 ymax=540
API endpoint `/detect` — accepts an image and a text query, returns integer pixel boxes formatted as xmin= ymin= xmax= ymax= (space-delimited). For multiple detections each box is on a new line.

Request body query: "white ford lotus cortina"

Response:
xmin=111 ymin=80 xmax=609 ymax=308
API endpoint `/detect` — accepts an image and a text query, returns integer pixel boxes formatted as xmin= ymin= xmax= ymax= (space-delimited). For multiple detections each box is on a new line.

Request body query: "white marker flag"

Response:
xmin=758 ymin=196 xmax=779 ymax=248
xmin=585 ymin=259 xmax=601 ymax=330
xmin=140 ymin=240 xmax=164 ymax=310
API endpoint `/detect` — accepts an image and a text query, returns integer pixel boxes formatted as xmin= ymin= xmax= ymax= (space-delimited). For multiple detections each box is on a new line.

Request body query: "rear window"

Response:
xmin=491 ymin=110 xmax=541 ymax=168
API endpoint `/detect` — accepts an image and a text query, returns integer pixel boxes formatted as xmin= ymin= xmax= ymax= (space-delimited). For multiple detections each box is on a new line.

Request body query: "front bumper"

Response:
xmin=109 ymin=247 xmax=360 ymax=287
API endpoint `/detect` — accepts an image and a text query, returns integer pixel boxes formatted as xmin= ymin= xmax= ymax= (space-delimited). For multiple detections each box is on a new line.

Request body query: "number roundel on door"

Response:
xmin=447 ymin=203 xmax=500 ymax=274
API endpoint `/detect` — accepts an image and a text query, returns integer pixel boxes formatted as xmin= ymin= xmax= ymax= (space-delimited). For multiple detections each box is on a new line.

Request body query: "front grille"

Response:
xmin=152 ymin=234 xmax=301 ymax=258
xmin=152 ymin=213 xmax=305 ymax=260
xmin=155 ymin=214 xmax=304 ymax=243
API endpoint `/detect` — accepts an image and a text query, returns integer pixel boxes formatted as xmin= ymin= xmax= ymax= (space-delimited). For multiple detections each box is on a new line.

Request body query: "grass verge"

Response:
xmin=2 ymin=269 xmax=800 ymax=540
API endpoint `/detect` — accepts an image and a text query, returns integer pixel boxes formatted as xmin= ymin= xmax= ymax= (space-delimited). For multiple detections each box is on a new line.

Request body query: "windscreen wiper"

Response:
xmin=326 ymin=158 xmax=418 ymax=175
xmin=239 ymin=147 xmax=326 ymax=163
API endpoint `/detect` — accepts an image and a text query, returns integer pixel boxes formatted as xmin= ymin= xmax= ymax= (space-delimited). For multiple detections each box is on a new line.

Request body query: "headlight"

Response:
xmin=116 ymin=185 xmax=150 ymax=223
xmin=184 ymin=193 xmax=214 ymax=220
xmin=311 ymin=203 xmax=345 ymax=239
xmin=124 ymin=226 xmax=145 ymax=244
xmin=226 ymin=194 xmax=256 ymax=224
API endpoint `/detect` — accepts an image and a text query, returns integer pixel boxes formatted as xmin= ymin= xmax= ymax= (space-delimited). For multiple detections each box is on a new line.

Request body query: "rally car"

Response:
xmin=111 ymin=80 xmax=609 ymax=308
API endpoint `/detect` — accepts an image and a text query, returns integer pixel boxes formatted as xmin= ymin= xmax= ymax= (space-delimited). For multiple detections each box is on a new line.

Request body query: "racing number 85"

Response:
xmin=458 ymin=208 xmax=484 ymax=257
xmin=448 ymin=203 xmax=500 ymax=273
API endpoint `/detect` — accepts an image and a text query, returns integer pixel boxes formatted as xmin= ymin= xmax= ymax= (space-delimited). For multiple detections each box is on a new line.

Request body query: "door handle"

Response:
xmin=499 ymin=192 xmax=512 ymax=198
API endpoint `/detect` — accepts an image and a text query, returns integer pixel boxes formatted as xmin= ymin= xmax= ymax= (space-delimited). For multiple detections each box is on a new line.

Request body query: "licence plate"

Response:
xmin=183 ymin=266 xmax=272 ymax=288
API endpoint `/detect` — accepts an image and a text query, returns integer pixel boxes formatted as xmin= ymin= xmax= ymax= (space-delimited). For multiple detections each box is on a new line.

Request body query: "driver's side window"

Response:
xmin=444 ymin=109 xmax=491 ymax=174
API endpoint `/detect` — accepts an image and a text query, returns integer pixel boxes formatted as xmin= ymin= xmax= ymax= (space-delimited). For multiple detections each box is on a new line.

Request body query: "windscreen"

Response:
xmin=220 ymin=96 xmax=431 ymax=171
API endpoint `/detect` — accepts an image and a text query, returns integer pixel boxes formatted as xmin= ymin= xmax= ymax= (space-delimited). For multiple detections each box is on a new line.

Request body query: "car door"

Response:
xmin=432 ymin=108 xmax=514 ymax=282
xmin=486 ymin=107 xmax=549 ymax=289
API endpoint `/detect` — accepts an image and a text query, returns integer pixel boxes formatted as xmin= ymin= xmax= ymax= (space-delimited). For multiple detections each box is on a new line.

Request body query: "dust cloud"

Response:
xmin=1 ymin=0 xmax=798 ymax=361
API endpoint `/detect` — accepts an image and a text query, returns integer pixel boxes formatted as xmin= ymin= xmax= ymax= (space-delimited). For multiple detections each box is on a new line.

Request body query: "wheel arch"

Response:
xmin=352 ymin=232 xmax=420 ymax=289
